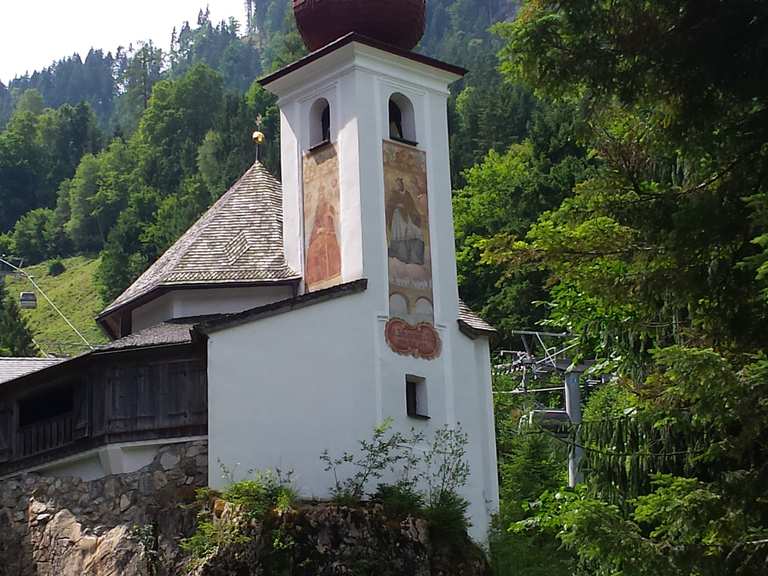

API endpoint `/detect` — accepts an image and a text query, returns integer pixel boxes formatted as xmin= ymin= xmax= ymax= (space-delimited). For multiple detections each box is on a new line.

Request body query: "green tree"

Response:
xmin=35 ymin=102 xmax=102 ymax=204
xmin=0 ymin=280 xmax=36 ymax=357
xmin=96 ymin=187 xmax=160 ymax=303
xmin=0 ymin=111 xmax=43 ymax=232
xmin=494 ymin=1 xmax=768 ymax=573
xmin=136 ymin=63 xmax=224 ymax=193
xmin=454 ymin=140 xmax=586 ymax=343
xmin=0 ymin=82 xmax=12 ymax=128
xmin=115 ymin=41 xmax=165 ymax=135
xmin=12 ymin=208 xmax=54 ymax=263
xmin=66 ymin=154 xmax=104 ymax=251
xmin=13 ymin=89 xmax=44 ymax=116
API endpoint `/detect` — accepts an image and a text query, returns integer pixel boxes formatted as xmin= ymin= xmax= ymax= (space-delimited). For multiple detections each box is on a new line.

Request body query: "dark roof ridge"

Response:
xmin=196 ymin=278 xmax=368 ymax=335
xmin=260 ymin=32 xmax=466 ymax=88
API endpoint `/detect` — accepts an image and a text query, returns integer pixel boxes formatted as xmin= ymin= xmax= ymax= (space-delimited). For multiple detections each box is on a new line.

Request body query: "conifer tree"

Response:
xmin=0 ymin=280 xmax=37 ymax=357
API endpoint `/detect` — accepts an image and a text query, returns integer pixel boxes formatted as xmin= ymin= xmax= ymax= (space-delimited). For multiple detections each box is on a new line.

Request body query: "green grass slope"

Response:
xmin=4 ymin=256 xmax=108 ymax=357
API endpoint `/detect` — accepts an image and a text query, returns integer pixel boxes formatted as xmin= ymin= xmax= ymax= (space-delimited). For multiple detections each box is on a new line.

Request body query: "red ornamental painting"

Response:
xmin=385 ymin=318 xmax=442 ymax=360
xmin=383 ymin=140 xmax=440 ymax=359
xmin=303 ymin=144 xmax=342 ymax=291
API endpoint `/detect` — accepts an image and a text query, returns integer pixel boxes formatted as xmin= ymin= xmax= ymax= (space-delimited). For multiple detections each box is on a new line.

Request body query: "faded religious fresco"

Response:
xmin=303 ymin=143 xmax=341 ymax=291
xmin=383 ymin=140 xmax=434 ymax=326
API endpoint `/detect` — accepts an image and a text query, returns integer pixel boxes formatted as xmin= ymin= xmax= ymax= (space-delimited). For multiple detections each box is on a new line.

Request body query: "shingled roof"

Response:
xmin=98 ymin=162 xmax=300 ymax=321
xmin=96 ymin=316 xmax=220 ymax=351
xmin=0 ymin=357 xmax=65 ymax=385
xmin=458 ymin=299 xmax=496 ymax=338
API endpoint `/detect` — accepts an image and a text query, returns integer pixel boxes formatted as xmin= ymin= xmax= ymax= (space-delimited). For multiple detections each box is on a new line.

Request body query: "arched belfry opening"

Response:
xmin=310 ymin=98 xmax=331 ymax=148
xmin=388 ymin=93 xmax=416 ymax=145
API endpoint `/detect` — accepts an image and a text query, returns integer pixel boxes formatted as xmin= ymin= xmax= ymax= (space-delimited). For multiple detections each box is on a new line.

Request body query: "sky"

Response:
xmin=0 ymin=1 xmax=246 ymax=84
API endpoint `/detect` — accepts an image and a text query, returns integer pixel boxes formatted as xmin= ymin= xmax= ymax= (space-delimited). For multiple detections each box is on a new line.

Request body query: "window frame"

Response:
xmin=405 ymin=374 xmax=429 ymax=420
xmin=388 ymin=93 xmax=418 ymax=146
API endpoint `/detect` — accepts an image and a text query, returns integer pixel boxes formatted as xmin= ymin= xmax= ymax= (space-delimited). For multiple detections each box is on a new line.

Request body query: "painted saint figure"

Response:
xmin=305 ymin=195 xmax=341 ymax=287
xmin=386 ymin=177 xmax=425 ymax=265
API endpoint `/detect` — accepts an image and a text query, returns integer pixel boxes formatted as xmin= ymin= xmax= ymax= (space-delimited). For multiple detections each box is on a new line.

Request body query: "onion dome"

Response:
xmin=293 ymin=0 xmax=426 ymax=52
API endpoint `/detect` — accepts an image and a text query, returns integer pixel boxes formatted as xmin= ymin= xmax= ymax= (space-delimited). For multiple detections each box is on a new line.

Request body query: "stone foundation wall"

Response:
xmin=0 ymin=440 xmax=208 ymax=576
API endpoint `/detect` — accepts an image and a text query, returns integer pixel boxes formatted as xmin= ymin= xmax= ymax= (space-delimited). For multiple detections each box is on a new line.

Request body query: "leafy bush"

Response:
xmin=423 ymin=425 xmax=471 ymax=503
xmin=129 ymin=524 xmax=161 ymax=576
xmin=222 ymin=470 xmax=297 ymax=519
xmin=489 ymin=503 xmax=575 ymax=576
xmin=374 ymin=481 xmax=424 ymax=517
xmin=320 ymin=418 xmax=423 ymax=505
xmin=424 ymin=490 xmax=471 ymax=546
xmin=0 ymin=233 xmax=12 ymax=256
xmin=180 ymin=515 xmax=248 ymax=569
xmin=323 ymin=421 xmax=474 ymax=546
xmin=48 ymin=259 xmax=66 ymax=276
xmin=181 ymin=469 xmax=296 ymax=569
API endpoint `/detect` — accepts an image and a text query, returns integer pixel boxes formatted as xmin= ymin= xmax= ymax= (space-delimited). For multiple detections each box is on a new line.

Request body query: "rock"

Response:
xmin=29 ymin=499 xmax=48 ymax=516
xmin=103 ymin=477 xmax=120 ymax=499
xmin=194 ymin=502 xmax=488 ymax=576
xmin=152 ymin=471 xmax=168 ymax=490
xmin=120 ymin=493 xmax=131 ymax=512
xmin=160 ymin=451 xmax=181 ymax=470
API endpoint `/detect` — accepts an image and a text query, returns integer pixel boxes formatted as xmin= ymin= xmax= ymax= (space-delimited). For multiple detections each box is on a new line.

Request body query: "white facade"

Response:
xmin=206 ymin=39 xmax=499 ymax=541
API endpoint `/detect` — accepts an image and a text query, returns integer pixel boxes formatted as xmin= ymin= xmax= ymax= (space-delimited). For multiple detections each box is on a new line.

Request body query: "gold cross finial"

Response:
xmin=252 ymin=114 xmax=265 ymax=160
xmin=252 ymin=114 xmax=265 ymax=144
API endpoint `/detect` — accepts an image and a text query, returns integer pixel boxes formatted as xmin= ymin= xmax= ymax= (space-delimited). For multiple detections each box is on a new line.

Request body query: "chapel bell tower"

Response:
xmin=261 ymin=0 xmax=467 ymax=359
xmin=223 ymin=1 xmax=500 ymax=541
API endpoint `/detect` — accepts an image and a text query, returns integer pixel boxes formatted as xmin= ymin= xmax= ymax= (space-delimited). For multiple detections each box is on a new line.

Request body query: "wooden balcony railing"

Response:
xmin=16 ymin=413 xmax=75 ymax=459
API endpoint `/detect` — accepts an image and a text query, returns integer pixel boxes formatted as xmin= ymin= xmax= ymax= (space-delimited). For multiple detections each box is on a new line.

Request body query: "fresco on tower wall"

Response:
xmin=383 ymin=140 xmax=441 ymax=359
xmin=303 ymin=143 xmax=342 ymax=291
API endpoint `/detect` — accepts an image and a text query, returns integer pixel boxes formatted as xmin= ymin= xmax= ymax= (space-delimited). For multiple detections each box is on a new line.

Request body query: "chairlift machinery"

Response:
xmin=494 ymin=329 xmax=600 ymax=486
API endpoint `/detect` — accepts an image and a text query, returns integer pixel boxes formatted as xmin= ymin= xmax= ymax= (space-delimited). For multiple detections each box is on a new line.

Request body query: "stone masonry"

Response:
xmin=0 ymin=440 xmax=207 ymax=576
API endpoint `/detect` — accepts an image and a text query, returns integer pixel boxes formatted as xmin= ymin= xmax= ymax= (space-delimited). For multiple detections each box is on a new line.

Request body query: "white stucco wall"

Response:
xmin=206 ymin=293 xmax=497 ymax=541
xmin=132 ymin=285 xmax=295 ymax=332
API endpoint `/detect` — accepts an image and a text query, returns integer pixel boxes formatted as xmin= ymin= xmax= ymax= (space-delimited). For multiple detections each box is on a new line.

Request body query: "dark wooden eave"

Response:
xmin=457 ymin=299 xmax=497 ymax=340
xmin=95 ymin=278 xmax=301 ymax=339
xmin=259 ymin=32 xmax=467 ymax=88
xmin=196 ymin=278 xmax=368 ymax=335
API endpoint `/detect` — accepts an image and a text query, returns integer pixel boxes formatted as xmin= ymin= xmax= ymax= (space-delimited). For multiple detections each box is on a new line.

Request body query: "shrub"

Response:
xmin=424 ymin=490 xmax=471 ymax=546
xmin=180 ymin=515 xmax=248 ymax=568
xmin=129 ymin=524 xmax=160 ymax=576
xmin=222 ymin=470 xmax=297 ymax=519
xmin=423 ymin=425 xmax=471 ymax=503
xmin=374 ymin=481 xmax=425 ymax=517
xmin=323 ymin=421 xmax=474 ymax=546
xmin=320 ymin=418 xmax=423 ymax=504
xmin=48 ymin=259 xmax=66 ymax=276
xmin=421 ymin=425 xmax=472 ymax=547
xmin=181 ymin=469 xmax=296 ymax=569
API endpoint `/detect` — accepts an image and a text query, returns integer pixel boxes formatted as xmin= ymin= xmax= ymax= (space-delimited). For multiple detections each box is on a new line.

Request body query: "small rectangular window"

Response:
xmin=406 ymin=375 xmax=428 ymax=419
